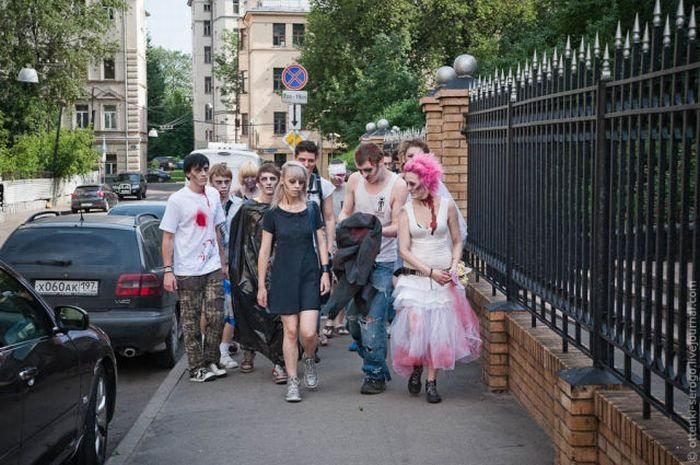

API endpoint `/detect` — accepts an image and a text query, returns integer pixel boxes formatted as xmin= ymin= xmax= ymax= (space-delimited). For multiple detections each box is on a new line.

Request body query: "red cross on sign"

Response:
xmin=282 ymin=64 xmax=308 ymax=91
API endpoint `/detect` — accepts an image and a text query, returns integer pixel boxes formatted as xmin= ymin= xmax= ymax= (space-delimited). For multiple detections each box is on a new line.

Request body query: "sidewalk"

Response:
xmin=0 ymin=199 xmax=71 ymax=245
xmin=107 ymin=338 xmax=554 ymax=465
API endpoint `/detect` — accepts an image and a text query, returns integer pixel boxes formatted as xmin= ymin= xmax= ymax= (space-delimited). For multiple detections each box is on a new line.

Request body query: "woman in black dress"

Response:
xmin=257 ymin=161 xmax=331 ymax=402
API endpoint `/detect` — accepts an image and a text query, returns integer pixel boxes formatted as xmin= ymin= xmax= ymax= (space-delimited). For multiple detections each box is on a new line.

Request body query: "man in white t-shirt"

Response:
xmin=161 ymin=153 xmax=229 ymax=383
xmin=295 ymin=140 xmax=336 ymax=249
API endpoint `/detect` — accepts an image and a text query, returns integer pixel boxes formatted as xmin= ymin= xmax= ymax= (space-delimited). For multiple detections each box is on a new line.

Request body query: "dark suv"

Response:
xmin=112 ymin=172 xmax=148 ymax=200
xmin=0 ymin=212 xmax=180 ymax=367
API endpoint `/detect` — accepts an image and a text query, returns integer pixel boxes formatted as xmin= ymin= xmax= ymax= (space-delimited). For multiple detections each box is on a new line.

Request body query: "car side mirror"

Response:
xmin=55 ymin=305 xmax=90 ymax=331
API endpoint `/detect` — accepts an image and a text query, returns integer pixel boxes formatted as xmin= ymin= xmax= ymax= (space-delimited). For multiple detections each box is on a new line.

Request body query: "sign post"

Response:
xmin=281 ymin=64 xmax=309 ymax=152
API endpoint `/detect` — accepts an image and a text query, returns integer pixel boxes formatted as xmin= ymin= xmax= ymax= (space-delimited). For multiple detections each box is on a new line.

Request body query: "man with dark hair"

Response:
xmin=161 ymin=153 xmax=229 ymax=383
xmin=339 ymin=142 xmax=408 ymax=394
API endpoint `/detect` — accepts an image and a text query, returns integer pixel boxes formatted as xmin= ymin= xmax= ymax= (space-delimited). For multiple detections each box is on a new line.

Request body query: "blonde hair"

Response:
xmin=238 ymin=161 xmax=259 ymax=184
xmin=272 ymin=161 xmax=308 ymax=207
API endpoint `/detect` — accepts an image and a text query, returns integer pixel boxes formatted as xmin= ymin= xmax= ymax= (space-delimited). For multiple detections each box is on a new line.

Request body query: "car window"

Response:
xmin=75 ymin=186 xmax=99 ymax=194
xmin=0 ymin=269 xmax=52 ymax=347
xmin=1 ymin=228 xmax=140 ymax=269
xmin=116 ymin=174 xmax=139 ymax=182
xmin=140 ymin=224 xmax=163 ymax=269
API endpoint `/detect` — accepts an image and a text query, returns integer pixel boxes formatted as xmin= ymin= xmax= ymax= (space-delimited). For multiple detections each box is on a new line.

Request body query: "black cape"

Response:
xmin=228 ymin=200 xmax=284 ymax=366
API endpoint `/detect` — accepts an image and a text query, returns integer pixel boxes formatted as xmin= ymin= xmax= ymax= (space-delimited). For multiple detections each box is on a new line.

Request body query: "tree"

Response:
xmin=146 ymin=42 xmax=194 ymax=158
xmin=213 ymin=30 xmax=242 ymax=113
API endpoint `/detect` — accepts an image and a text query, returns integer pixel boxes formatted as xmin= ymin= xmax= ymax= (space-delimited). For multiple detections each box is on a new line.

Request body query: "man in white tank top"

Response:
xmin=338 ymin=143 xmax=408 ymax=394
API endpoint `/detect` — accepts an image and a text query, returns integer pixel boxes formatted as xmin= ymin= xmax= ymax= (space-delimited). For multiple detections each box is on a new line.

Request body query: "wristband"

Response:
xmin=321 ymin=264 xmax=332 ymax=273
xmin=163 ymin=266 xmax=174 ymax=273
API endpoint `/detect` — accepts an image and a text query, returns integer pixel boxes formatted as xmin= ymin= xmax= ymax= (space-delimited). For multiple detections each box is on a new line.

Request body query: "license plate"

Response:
xmin=81 ymin=202 xmax=92 ymax=207
xmin=119 ymin=184 xmax=131 ymax=193
xmin=34 ymin=280 xmax=99 ymax=296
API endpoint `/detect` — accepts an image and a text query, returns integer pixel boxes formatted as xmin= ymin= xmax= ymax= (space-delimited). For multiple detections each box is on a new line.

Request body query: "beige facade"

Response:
xmin=189 ymin=0 xmax=240 ymax=149
xmin=65 ymin=0 xmax=149 ymax=176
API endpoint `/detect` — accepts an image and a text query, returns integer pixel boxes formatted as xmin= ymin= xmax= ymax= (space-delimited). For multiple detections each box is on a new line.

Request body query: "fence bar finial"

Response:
xmin=653 ymin=0 xmax=662 ymax=27
xmin=633 ymin=13 xmax=641 ymax=43
xmin=643 ymin=22 xmax=651 ymax=52
xmin=579 ymin=36 xmax=586 ymax=62
xmin=689 ymin=8 xmax=696 ymax=40
xmin=616 ymin=21 xmax=623 ymax=48
xmin=664 ymin=15 xmax=672 ymax=47
xmin=676 ymin=0 xmax=686 ymax=28
xmin=623 ymin=30 xmax=631 ymax=59
xmin=586 ymin=44 xmax=592 ymax=69
xmin=546 ymin=52 xmax=553 ymax=79
xmin=533 ymin=49 xmax=539 ymax=69
xmin=594 ymin=33 xmax=601 ymax=58
xmin=565 ymin=36 xmax=572 ymax=59
xmin=602 ymin=43 xmax=611 ymax=79
xmin=558 ymin=50 xmax=565 ymax=74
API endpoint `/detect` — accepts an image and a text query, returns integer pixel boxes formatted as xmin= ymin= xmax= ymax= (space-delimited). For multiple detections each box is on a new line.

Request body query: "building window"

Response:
xmin=103 ymin=105 xmax=117 ymax=130
xmin=273 ymin=68 xmax=284 ymax=92
xmin=292 ymin=24 xmax=304 ymax=47
xmin=204 ymin=46 xmax=212 ymax=64
xmin=205 ymin=129 xmax=213 ymax=142
xmin=106 ymin=153 xmax=117 ymax=175
xmin=205 ymin=76 xmax=213 ymax=94
xmin=75 ymin=104 xmax=89 ymax=129
xmin=203 ymin=20 xmax=211 ymax=36
xmin=274 ymin=153 xmax=287 ymax=167
xmin=273 ymin=112 xmax=286 ymax=135
xmin=240 ymin=71 xmax=247 ymax=93
xmin=205 ymin=105 xmax=213 ymax=121
xmin=103 ymin=58 xmax=115 ymax=80
xmin=273 ymin=23 xmax=285 ymax=47
xmin=241 ymin=113 xmax=249 ymax=136
xmin=232 ymin=0 xmax=239 ymax=14
xmin=203 ymin=3 xmax=211 ymax=11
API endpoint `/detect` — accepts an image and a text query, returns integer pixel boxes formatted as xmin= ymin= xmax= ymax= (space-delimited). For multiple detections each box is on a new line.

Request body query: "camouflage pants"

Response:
xmin=177 ymin=271 xmax=224 ymax=373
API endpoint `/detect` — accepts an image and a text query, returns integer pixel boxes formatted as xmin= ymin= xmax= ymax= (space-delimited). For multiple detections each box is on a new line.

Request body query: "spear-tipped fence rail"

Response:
xmin=464 ymin=0 xmax=699 ymax=431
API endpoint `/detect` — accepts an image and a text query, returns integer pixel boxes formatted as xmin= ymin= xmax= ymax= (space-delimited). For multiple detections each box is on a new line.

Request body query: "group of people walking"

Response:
xmin=160 ymin=139 xmax=481 ymax=403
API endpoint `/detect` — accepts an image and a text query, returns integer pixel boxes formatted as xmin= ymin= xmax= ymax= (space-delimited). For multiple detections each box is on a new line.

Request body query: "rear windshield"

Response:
xmin=1 ymin=228 xmax=140 ymax=268
xmin=76 ymin=185 xmax=100 ymax=193
xmin=115 ymin=174 xmax=139 ymax=182
xmin=109 ymin=204 xmax=165 ymax=219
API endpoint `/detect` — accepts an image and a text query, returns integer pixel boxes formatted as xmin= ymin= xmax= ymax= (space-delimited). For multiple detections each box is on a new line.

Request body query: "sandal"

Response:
xmin=240 ymin=351 xmax=255 ymax=373
xmin=334 ymin=326 xmax=350 ymax=336
xmin=319 ymin=333 xmax=329 ymax=346
xmin=321 ymin=324 xmax=335 ymax=339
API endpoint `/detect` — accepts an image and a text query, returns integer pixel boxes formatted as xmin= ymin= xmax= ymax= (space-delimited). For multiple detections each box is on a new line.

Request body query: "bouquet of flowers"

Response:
xmin=450 ymin=260 xmax=471 ymax=287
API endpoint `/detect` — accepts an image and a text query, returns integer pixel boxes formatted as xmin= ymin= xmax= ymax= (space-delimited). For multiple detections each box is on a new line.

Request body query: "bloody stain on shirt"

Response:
xmin=195 ymin=209 xmax=207 ymax=227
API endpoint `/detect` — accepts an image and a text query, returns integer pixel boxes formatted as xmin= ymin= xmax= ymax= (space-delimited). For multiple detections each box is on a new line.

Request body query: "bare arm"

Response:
xmin=161 ymin=231 xmax=176 ymax=292
xmin=316 ymin=227 xmax=331 ymax=295
xmin=447 ymin=202 xmax=462 ymax=273
xmin=256 ymin=230 xmax=273 ymax=308
xmin=215 ymin=224 xmax=229 ymax=278
xmin=338 ymin=172 xmax=359 ymax=223
xmin=383 ymin=177 xmax=408 ymax=238
xmin=321 ymin=195 xmax=336 ymax=250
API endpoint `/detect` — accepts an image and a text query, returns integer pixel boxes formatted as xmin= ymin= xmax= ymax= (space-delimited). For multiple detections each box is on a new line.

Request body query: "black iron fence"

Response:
xmin=464 ymin=2 xmax=699 ymax=431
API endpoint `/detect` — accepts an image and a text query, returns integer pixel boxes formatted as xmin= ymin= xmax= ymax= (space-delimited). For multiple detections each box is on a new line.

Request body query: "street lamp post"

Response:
xmin=52 ymin=100 xmax=66 ymax=177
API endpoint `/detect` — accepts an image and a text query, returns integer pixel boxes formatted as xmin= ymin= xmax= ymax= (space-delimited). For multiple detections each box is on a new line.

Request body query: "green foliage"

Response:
xmin=0 ymin=128 xmax=99 ymax=179
xmin=147 ymin=43 xmax=194 ymax=158
xmin=213 ymin=30 xmax=242 ymax=111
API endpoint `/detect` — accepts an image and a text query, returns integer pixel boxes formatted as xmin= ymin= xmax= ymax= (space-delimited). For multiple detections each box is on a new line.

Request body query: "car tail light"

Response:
xmin=71 ymin=192 xmax=77 ymax=198
xmin=115 ymin=273 xmax=162 ymax=297
xmin=98 ymin=190 xmax=105 ymax=198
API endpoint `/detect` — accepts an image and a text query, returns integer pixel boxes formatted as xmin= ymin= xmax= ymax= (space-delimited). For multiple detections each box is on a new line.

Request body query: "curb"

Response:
xmin=105 ymin=355 xmax=186 ymax=465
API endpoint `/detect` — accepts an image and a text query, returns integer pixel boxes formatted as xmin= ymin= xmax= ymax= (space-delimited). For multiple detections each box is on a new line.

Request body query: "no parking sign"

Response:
xmin=282 ymin=64 xmax=308 ymax=91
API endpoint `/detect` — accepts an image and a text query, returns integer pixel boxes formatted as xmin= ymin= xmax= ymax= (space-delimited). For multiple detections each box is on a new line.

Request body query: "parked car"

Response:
xmin=0 ymin=211 xmax=181 ymax=368
xmin=146 ymin=169 xmax=171 ymax=183
xmin=153 ymin=156 xmax=177 ymax=171
xmin=0 ymin=258 xmax=116 ymax=465
xmin=108 ymin=201 xmax=167 ymax=220
xmin=71 ymin=184 xmax=119 ymax=213
xmin=111 ymin=172 xmax=148 ymax=200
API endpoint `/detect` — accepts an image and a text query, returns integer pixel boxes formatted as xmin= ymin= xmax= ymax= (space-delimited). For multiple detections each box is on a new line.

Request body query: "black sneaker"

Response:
xmin=425 ymin=380 xmax=442 ymax=404
xmin=408 ymin=366 xmax=423 ymax=395
xmin=360 ymin=378 xmax=386 ymax=395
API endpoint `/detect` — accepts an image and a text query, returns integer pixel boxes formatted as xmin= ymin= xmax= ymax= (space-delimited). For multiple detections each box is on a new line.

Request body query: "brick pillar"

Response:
xmin=437 ymin=89 xmax=468 ymax=217
xmin=420 ymin=94 xmax=442 ymax=157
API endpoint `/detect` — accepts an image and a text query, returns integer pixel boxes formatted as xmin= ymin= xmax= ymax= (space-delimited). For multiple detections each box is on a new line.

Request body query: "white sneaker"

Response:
xmin=189 ymin=367 xmax=216 ymax=383
xmin=208 ymin=362 xmax=227 ymax=378
xmin=286 ymin=376 xmax=302 ymax=402
xmin=219 ymin=352 xmax=239 ymax=369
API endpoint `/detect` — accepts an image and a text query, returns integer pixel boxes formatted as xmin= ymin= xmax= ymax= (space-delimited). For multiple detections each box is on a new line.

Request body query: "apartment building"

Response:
xmin=189 ymin=0 xmax=241 ymax=149
xmin=66 ymin=0 xmax=149 ymax=175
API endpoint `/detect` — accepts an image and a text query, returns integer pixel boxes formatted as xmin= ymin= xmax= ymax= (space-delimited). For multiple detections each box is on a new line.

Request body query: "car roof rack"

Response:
xmin=135 ymin=212 xmax=159 ymax=225
xmin=25 ymin=210 xmax=62 ymax=223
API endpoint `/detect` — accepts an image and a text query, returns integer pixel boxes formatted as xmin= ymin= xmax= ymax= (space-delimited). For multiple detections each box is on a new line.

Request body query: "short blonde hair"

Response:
xmin=238 ymin=161 xmax=259 ymax=184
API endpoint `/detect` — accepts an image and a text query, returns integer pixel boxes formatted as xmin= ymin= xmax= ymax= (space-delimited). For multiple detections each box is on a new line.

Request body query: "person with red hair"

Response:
xmin=391 ymin=154 xmax=481 ymax=403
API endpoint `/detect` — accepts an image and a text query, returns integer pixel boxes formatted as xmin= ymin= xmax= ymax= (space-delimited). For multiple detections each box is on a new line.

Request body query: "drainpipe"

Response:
xmin=122 ymin=8 xmax=130 ymax=171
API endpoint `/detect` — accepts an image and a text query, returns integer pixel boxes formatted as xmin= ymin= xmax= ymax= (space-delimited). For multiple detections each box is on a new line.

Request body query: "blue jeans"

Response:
xmin=346 ymin=261 xmax=394 ymax=381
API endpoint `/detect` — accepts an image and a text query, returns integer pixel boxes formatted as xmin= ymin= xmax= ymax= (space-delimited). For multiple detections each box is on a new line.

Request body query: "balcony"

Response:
xmin=241 ymin=0 xmax=310 ymax=15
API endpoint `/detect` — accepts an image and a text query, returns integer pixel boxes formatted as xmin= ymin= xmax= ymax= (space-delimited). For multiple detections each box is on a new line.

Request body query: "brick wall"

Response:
xmin=468 ymin=280 xmax=693 ymax=465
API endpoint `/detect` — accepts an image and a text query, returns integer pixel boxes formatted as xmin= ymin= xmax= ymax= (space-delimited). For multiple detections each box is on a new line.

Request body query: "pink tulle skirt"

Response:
xmin=390 ymin=275 xmax=482 ymax=378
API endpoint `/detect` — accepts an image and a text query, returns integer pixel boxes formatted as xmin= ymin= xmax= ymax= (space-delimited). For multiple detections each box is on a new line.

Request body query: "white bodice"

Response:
xmin=405 ymin=197 xmax=452 ymax=270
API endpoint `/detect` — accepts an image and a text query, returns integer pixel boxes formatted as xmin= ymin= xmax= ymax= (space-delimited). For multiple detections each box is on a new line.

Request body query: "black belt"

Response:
xmin=393 ymin=267 xmax=429 ymax=278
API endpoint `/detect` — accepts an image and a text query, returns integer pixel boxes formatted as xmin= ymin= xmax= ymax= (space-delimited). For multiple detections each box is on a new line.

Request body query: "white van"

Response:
xmin=188 ymin=145 xmax=262 ymax=188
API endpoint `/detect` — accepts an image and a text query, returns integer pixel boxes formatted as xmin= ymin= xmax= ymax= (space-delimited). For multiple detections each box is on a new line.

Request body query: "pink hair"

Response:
xmin=403 ymin=153 xmax=443 ymax=194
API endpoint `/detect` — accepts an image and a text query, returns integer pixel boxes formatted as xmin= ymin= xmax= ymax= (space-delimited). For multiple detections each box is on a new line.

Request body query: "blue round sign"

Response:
xmin=282 ymin=64 xmax=308 ymax=91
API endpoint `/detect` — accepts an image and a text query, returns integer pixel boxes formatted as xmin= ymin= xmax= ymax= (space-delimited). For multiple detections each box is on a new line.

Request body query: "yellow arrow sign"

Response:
xmin=284 ymin=131 xmax=303 ymax=147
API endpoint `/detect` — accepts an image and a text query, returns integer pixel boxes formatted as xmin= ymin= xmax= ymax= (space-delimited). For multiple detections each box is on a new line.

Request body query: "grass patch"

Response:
xmin=169 ymin=170 xmax=185 ymax=182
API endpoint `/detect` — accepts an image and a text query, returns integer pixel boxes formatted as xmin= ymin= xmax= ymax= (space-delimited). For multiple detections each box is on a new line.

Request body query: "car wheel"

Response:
xmin=136 ymin=191 xmax=143 ymax=200
xmin=74 ymin=365 xmax=109 ymax=465
xmin=71 ymin=208 xmax=78 ymax=214
xmin=154 ymin=312 xmax=180 ymax=369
